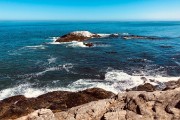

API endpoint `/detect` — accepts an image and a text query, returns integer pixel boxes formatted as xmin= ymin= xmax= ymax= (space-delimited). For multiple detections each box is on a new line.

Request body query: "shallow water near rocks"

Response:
xmin=0 ymin=21 xmax=180 ymax=100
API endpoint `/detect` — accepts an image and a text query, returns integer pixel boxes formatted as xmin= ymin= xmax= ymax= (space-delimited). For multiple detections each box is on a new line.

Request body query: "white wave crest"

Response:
xmin=97 ymin=34 xmax=111 ymax=38
xmin=66 ymin=41 xmax=87 ymax=48
xmin=48 ymin=37 xmax=88 ymax=48
xmin=25 ymin=45 xmax=47 ymax=50
xmin=1 ymin=70 xmax=179 ymax=100
xmin=68 ymin=70 xmax=180 ymax=94
xmin=0 ymin=83 xmax=84 ymax=100
xmin=48 ymin=57 xmax=57 ymax=64
xmin=35 ymin=63 xmax=74 ymax=76
xmin=49 ymin=37 xmax=61 ymax=44
xmin=18 ymin=63 xmax=74 ymax=79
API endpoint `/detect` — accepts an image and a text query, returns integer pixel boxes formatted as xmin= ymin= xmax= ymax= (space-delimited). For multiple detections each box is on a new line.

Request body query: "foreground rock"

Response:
xmin=130 ymin=83 xmax=156 ymax=92
xmin=0 ymin=88 xmax=114 ymax=119
xmin=16 ymin=109 xmax=56 ymax=120
xmin=163 ymin=79 xmax=180 ymax=90
xmin=16 ymin=87 xmax=180 ymax=120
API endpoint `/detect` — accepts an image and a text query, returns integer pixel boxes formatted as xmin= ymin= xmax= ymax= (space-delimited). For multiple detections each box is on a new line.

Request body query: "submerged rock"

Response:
xmin=105 ymin=51 xmax=118 ymax=54
xmin=0 ymin=88 xmax=114 ymax=119
xmin=160 ymin=45 xmax=173 ymax=48
xmin=121 ymin=35 xmax=164 ymax=40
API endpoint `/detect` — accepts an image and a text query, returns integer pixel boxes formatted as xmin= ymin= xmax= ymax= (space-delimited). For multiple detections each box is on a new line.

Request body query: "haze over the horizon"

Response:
xmin=1 ymin=0 xmax=180 ymax=21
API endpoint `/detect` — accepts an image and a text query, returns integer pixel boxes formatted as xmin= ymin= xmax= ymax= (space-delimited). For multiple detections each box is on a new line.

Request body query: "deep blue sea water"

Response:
xmin=0 ymin=21 xmax=180 ymax=100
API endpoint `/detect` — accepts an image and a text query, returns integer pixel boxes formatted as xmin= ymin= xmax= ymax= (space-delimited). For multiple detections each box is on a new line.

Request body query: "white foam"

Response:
xmin=67 ymin=41 xmax=87 ymax=48
xmin=18 ymin=63 xmax=74 ymax=79
xmin=48 ymin=57 xmax=57 ymax=64
xmin=48 ymin=37 xmax=87 ymax=48
xmin=175 ymin=61 xmax=180 ymax=66
xmin=97 ymin=34 xmax=111 ymax=38
xmin=0 ymin=83 xmax=83 ymax=100
xmin=70 ymin=31 xmax=95 ymax=37
xmin=48 ymin=37 xmax=61 ymax=44
xmin=121 ymin=33 xmax=129 ymax=35
xmin=25 ymin=45 xmax=47 ymax=50
xmin=36 ymin=63 xmax=74 ymax=76
xmin=1 ymin=70 xmax=179 ymax=100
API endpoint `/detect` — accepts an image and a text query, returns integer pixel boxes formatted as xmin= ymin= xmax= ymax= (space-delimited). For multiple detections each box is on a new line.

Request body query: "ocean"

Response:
xmin=0 ymin=21 xmax=180 ymax=100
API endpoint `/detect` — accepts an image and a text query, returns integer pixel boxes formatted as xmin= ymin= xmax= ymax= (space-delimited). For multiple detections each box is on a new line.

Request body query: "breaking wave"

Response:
xmin=17 ymin=63 xmax=74 ymax=79
xmin=24 ymin=45 xmax=47 ymax=50
xmin=0 ymin=69 xmax=179 ymax=100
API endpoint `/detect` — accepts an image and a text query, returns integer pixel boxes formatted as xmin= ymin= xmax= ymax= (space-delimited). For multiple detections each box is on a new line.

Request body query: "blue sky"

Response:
xmin=0 ymin=0 xmax=180 ymax=20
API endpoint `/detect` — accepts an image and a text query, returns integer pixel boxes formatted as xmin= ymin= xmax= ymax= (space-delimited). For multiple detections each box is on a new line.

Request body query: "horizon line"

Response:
xmin=0 ymin=19 xmax=180 ymax=22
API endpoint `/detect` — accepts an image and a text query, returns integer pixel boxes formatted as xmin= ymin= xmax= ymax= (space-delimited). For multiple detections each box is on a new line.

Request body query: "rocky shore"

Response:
xmin=0 ymin=88 xmax=114 ymax=119
xmin=0 ymin=80 xmax=179 ymax=120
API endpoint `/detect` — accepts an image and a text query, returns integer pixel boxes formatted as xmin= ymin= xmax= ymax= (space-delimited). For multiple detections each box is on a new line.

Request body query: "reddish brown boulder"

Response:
xmin=131 ymin=83 xmax=156 ymax=92
xmin=0 ymin=88 xmax=115 ymax=119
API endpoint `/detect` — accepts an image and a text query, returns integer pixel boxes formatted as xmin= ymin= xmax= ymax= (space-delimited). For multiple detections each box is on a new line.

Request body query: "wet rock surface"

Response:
xmin=0 ymin=88 xmax=114 ymax=119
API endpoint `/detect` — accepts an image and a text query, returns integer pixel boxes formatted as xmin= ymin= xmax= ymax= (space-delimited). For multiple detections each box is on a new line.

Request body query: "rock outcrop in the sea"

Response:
xmin=0 ymin=88 xmax=114 ymax=119
xmin=55 ymin=31 xmax=101 ymax=42
xmin=16 ymin=87 xmax=180 ymax=120
xmin=55 ymin=31 xmax=167 ymax=43
xmin=121 ymin=35 xmax=164 ymax=40
xmin=55 ymin=31 xmax=120 ymax=43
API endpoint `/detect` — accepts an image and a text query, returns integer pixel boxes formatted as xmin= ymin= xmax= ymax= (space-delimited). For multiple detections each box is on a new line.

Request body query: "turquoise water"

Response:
xmin=0 ymin=21 xmax=180 ymax=100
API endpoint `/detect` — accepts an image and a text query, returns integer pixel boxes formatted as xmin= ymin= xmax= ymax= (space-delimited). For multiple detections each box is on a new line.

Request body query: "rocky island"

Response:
xmin=55 ymin=31 xmax=101 ymax=42
xmin=55 ymin=31 xmax=167 ymax=47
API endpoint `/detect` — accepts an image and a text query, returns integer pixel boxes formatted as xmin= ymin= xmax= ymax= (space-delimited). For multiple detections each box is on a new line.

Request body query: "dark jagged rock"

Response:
xmin=83 ymin=42 xmax=94 ymax=47
xmin=105 ymin=51 xmax=118 ymax=54
xmin=160 ymin=45 xmax=173 ymax=48
xmin=128 ymin=58 xmax=147 ymax=63
xmin=131 ymin=83 xmax=156 ymax=92
xmin=163 ymin=79 xmax=180 ymax=91
xmin=109 ymin=34 xmax=119 ymax=38
xmin=0 ymin=88 xmax=115 ymax=119
xmin=121 ymin=35 xmax=164 ymax=40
